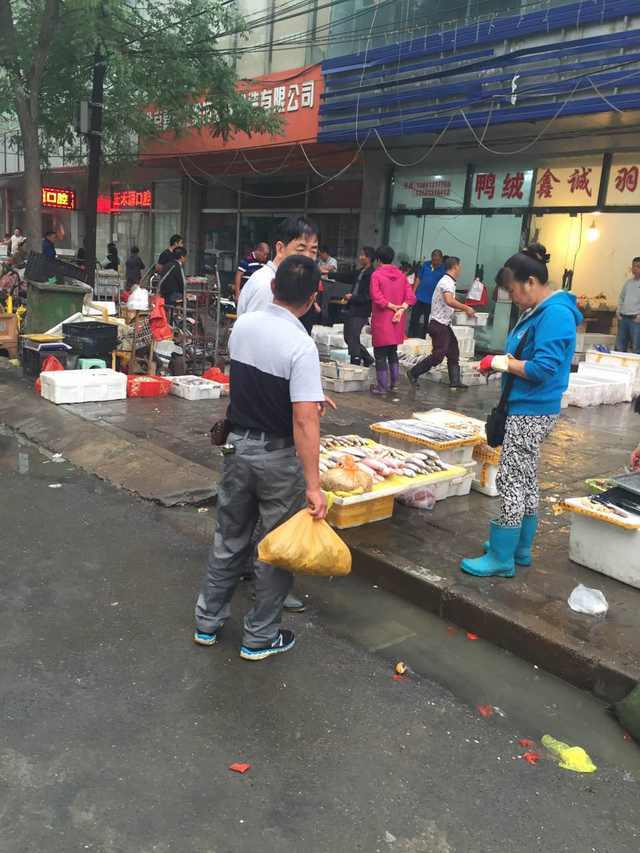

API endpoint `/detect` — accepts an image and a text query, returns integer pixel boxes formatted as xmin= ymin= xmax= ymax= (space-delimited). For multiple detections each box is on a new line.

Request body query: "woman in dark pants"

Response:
xmin=343 ymin=246 xmax=375 ymax=366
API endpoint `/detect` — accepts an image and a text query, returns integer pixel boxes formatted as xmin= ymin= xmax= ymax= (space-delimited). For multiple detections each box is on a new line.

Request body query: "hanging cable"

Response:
xmin=240 ymin=145 xmax=297 ymax=175
xmin=372 ymin=116 xmax=454 ymax=167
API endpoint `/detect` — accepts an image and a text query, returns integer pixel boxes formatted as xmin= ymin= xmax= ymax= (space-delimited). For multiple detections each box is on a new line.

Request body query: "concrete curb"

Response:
xmin=0 ymin=376 xmax=217 ymax=506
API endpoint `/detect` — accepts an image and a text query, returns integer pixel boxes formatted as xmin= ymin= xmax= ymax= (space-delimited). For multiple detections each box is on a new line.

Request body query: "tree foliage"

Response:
xmin=0 ymin=0 xmax=281 ymax=166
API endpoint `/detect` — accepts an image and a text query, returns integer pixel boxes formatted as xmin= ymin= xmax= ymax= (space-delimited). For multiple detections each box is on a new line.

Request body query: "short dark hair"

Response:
xmin=275 ymin=216 xmax=318 ymax=249
xmin=633 ymin=256 xmax=640 ymax=264
xmin=273 ymin=254 xmax=321 ymax=308
xmin=361 ymin=246 xmax=375 ymax=262
xmin=444 ymin=256 xmax=460 ymax=271
xmin=319 ymin=244 xmax=330 ymax=254
xmin=169 ymin=234 xmax=182 ymax=247
xmin=431 ymin=248 xmax=444 ymax=258
xmin=504 ymin=243 xmax=549 ymax=285
xmin=130 ymin=246 xmax=140 ymax=254
xmin=375 ymin=245 xmax=395 ymax=264
xmin=174 ymin=247 xmax=187 ymax=259
xmin=45 ymin=229 xmax=56 ymax=238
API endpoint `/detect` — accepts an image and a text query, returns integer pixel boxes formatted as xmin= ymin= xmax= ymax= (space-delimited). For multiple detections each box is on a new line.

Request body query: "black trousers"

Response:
xmin=344 ymin=315 xmax=373 ymax=365
xmin=408 ymin=301 xmax=431 ymax=338
xmin=412 ymin=319 xmax=459 ymax=377
xmin=374 ymin=344 xmax=399 ymax=370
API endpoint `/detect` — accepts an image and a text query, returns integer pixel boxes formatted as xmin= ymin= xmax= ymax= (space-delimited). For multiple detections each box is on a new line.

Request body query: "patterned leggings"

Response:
xmin=496 ymin=415 xmax=558 ymax=527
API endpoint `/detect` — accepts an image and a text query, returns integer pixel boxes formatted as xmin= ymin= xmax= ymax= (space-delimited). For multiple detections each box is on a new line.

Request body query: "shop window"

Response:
xmin=153 ymin=180 xmax=181 ymax=210
xmin=204 ymin=182 xmax=239 ymax=209
xmin=308 ymin=180 xmax=362 ymax=209
xmin=201 ymin=212 xmax=237 ymax=275
xmin=153 ymin=212 xmax=180 ymax=262
xmin=241 ymin=178 xmax=306 ymax=210
xmin=311 ymin=213 xmax=359 ymax=266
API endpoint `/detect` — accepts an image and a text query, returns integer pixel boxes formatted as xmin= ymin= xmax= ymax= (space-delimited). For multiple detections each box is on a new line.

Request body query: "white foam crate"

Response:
xmin=328 ymin=333 xmax=346 ymax=348
xmin=472 ymin=460 xmax=500 ymax=497
xmin=374 ymin=431 xmax=477 ymax=466
xmin=576 ymin=362 xmax=634 ymax=402
xmin=585 ymin=350 xmax=640 ymax=394
xmin=321 ymin=361 xmax=338 ymax=379
xmin=569 ymin=512 xmax=640 ymax=590
xmin=323 ymin=376 xmax=368 ymax=393
xmin=335 ymin=364 xmax=370 ymax=381
xmin=41 ymin=368 xmax=126 ymax=405
xmin=575 ymin=332 xmax=616 ymax=353
xmin=430 ymin=461 xmax=476 ymax=501
xmin=329 ymin=348 xmax=350 ymax=363
xmin=170 ymin=375 xmax=223 ymax=400
xmin=453 ymin=311 xmax=488 ymax=327
xmin=452 ymin=325 xmax=475 ymax=342
xmin=399 ymin=338 xmax=431 ymax=357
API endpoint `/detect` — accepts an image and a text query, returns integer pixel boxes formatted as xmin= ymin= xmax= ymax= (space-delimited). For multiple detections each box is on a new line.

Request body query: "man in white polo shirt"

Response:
xmin=237 ymin=216 xmax=319 ymax=316
xmin=194 ymin=256 xmax=326 ymax=661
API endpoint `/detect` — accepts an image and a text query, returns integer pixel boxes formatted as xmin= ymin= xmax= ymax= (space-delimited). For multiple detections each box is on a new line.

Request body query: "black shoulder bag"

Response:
xmin=485 ymin=330 xmax=529 ymax=448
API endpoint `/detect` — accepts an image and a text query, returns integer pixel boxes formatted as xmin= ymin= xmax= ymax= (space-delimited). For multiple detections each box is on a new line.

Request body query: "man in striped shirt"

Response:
xmin=233 ymin=242 xmax=269 ymax=303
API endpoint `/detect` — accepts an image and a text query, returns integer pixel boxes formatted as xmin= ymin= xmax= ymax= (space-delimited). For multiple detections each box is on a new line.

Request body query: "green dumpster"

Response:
xmin=23 ymin=279 xmax=92 ymax=334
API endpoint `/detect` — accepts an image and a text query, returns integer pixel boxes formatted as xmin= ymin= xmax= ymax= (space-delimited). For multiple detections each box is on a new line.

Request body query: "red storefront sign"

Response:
xmin=41 ymin=186 xmax=76 ymax=209
xmin=111 ymin=189 xmax=153 ymax=210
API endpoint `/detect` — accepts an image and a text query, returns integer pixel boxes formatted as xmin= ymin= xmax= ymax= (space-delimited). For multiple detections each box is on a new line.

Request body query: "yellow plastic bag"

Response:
xmin=541 ymin=735 xmax=597 ymax=773
xmin=257 ymin=509 xmax=352 ymax=576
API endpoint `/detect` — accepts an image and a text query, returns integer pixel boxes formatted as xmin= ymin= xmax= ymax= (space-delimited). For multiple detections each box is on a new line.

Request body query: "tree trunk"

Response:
xmin=19 ymin=113 xmax=42 ymax=254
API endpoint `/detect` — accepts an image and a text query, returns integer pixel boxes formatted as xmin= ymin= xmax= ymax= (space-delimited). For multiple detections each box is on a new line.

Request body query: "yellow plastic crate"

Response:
xmin=328 ymin=493 xmax=395 ymax=529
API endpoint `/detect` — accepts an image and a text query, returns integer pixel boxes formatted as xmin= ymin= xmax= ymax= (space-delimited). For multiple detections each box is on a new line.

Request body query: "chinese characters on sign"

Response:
xmin=607 ymin=161 xmax=640 ymax=204
xmin=469 ymin=169 xmax=533 ymax=208
xmin=41 ymin=187 xmax=76 ymax=210
xmin=534 ymin=161 xmax=603 ymax=206
xmin=403 ymin=179 xmax=452 ymax=198
xmin=245 ymin=80 xmax=315 ymax=113
xmin=111 ymin=189 xmax=153 ymax=210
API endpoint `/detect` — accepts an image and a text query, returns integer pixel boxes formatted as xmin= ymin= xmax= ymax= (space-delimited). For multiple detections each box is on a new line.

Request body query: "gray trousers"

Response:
xmin=195 ymin=432 xmax=306 ymax=648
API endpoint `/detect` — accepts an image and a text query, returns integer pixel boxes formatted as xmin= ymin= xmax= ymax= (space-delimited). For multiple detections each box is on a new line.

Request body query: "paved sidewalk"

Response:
xmin=2 ymin=367 xmax=640 ymax=700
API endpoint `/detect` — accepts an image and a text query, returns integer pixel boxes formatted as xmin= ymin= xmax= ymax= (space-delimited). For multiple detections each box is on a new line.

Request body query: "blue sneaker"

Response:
xmin=193 ymin=630 xmax=217 ymax=647
xmin=240 ymin=629 xmax=295 ymax=661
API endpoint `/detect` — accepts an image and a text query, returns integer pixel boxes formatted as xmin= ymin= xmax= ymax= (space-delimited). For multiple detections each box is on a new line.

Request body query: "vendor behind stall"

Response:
xmin=158 ymin=247 xmax=187 ymax=306
xmin=343 ymin=246 xmax=375 ymax=366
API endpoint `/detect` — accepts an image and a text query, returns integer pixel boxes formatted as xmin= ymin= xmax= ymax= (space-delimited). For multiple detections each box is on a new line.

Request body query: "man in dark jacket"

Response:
xmin=343 ymin=246 xmax=375 ymax=366
xmin=158 ymin=247 xmax=187 ymax=305
xmin=42 ymin=230 xmax=57 ymax=260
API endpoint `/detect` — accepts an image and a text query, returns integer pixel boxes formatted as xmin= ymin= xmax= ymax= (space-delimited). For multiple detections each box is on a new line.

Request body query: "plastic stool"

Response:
xmin=78 ymin=358 xmax=107 ymax=370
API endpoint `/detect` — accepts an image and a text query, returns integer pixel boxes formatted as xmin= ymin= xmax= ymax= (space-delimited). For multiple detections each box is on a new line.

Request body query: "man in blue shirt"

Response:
xmin=42 ymin=229 xmax=57 ymax=260
xmin=408 ymin=249 xmax=444 ymax=338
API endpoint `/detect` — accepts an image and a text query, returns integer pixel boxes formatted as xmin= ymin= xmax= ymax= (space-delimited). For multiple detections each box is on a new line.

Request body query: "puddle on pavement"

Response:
xmin=0 ymin=426 xmax=78 ymax=484
xmin=302 ymin=572 xmax=640 ymax=777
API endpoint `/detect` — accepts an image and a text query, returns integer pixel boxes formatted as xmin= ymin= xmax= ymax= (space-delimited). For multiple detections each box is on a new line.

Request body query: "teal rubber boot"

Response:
xmin=482 ymin=514 xmax=538 ymax=566
xmin=461 ymin=521 xmax=520 ymax=578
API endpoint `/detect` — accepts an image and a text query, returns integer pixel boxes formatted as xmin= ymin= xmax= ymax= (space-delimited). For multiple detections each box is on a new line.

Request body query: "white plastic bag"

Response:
xmin=568 ymin=584 xmax=608 ymax=616
xmin=398 ymin=486 xmax=436 ymax=510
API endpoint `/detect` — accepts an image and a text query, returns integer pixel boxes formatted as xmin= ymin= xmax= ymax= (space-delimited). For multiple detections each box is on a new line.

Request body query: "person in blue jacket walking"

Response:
xmin=461 ymin=243 xmax=583 ymax=578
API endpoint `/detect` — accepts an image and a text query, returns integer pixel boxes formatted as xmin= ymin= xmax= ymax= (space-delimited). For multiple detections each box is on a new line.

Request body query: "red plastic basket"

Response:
xmin=126 ymin=374 xmax=172 ymax=398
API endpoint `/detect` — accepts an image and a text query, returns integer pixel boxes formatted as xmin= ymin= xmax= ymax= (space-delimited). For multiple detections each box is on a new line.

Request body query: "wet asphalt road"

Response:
xmin=1 ymin=429 xmax=639 ymax=853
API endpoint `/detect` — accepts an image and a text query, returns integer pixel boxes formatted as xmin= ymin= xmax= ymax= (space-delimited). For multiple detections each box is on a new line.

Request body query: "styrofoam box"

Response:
xmin=577 ymin=362 xmax=634 ymax=402
xmin=170 ymin=375 xmax=223 ymax=400
xmin=328 ymin=333 xmax=346 ymax=348
xmin=452 ymin=325 xmax=475 ymax=341
xmin=585 ymin=349 xmax=640 ymax=395
xmin=330 ymin=348 xmax=350 ymax=362
xmin=335 ymin=364 xmax=369 ymax=381
xmin=472 ymin=461 xmax=500 ymax=497
xmin=399 ymin=338 xmax=431 ymax=357
xmin=323 ymin=376 xmax=368 ymax=393
xmin=41 ymin=368 xmax=126 ymax=404
xmin=569 ymin=512 xmax=640 ymax=590
xmin=376 ymin=431 xmax=476 ymax=466
xmin=321 ymin=361 xmax=338 ymax=379
xmin=430 ymin=461 xmax=476 ymax=501
xmin=453 ymin=311 xmax=488 ymax=327
xmin=565 ymin=376 xmax=612 ymax=407
xmin=575 ymin=332 xmax=616 ymax=353
xmin=331 ymin=324 xmax=344 ymax=333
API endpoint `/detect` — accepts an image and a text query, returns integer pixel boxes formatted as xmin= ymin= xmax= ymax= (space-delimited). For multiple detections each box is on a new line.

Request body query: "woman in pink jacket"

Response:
xmin=370 ymin=245 xmax=416 ymax=395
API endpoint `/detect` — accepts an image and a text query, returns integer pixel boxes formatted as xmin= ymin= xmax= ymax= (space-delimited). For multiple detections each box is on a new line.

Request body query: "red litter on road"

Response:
xmin=229 ymin=763 xmax=251 ymax=774
xmin=477 ymin=704 xmax=494 ymax=718
xmin=517 ymin=738 xmax=536 ymax=749
xmin=466 ymin=632 xmax=479 ymax=641
xmin=521 ymin=751 xmax=541 ymax=765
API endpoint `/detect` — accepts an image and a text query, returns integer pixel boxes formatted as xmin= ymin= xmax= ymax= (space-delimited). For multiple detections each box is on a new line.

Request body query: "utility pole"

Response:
xmin=84 ymin=46 xmax=106 ymax=288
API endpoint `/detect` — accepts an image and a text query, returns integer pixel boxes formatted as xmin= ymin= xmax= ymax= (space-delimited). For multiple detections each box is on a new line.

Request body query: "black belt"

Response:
xmin=231 ymin=427 xmax=294 ymax=451
xmin=621 ymin=314 xmax=638 ymax=318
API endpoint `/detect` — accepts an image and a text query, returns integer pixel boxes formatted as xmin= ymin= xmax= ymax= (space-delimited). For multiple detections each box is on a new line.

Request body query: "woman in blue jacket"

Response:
xmin=461 ymin=244 xmax=583 ymax=578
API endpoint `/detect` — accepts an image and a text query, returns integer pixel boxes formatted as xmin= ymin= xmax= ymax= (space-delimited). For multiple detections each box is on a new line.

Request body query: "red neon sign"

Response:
xmin=41 ymin=186 xmax=76 ymax=209
xmin=111 ymin=189 xmax=153 ymax=210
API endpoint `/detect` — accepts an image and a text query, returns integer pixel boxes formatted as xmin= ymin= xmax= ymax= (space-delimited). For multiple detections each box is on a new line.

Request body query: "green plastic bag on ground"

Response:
xmin=258 ymin=509 xmax=351 ymax=577
xmin=612 ymin=683 xmax=640 ymax=744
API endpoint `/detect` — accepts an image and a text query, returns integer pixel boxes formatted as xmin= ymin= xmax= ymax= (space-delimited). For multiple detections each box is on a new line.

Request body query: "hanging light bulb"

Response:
xmin=586 ymin=219 xmax=600 ymax=242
